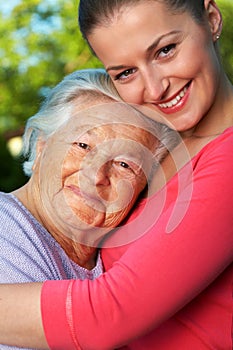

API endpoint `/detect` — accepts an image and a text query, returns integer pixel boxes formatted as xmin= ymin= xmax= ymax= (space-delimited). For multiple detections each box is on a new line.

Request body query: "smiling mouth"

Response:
xmin=158 ymin=83 xmax=190 ymax=109
xmin=66 ymin=185 xmax=103 ymax=208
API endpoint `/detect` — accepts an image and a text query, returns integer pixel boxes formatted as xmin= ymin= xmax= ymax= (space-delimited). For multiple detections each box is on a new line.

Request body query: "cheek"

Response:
xmin=62 ymin=152 xmax=83 ymax=180
xmin=133 ymin=175 xmax=147 ymax=198
xmin=112 ymin=79 xmax=144 ymax=105
xmin=111 ymin=174 xmax=146 ymax=208
xmin=180 ymin=35 xmax=217 ymax=78
xmin=105 ymin=207 xmax=130 ymax=228
xmin=104 ymin=178 xmax=145 ymax=228
xmin=37 ymin=149 xmax=61 ymax=183
xmin=99 ymin=179 xmax=133 ymax=214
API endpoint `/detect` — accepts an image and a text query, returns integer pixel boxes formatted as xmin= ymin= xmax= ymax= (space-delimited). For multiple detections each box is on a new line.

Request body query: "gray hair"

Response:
xmin=23 ymin=68 xmax=121 ymax=176
xmin=23 ymin=68 xmax=179 ymax=177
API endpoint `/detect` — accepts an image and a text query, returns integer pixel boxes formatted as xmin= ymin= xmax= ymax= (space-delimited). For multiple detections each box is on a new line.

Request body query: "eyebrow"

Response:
xmin=106 ymin=64 xmax=130 ymax=73
xmin=106 ymin=30 xmax=181 ymax=73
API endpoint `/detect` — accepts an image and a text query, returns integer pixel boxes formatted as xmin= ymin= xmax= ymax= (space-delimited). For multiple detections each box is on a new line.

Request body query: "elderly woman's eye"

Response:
xmin=76 ymin=142 xmax=90 ymax=150
xmin=119 ymin=161 xmax=130 ymax=169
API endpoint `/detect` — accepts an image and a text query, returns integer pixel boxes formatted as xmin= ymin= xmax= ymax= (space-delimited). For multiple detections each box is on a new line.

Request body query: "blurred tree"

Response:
xmin=0 ymin=0 xmax=102 ymax=135
xmin=218 ymin=0 xmax=233 ymax=82
xmin=0 ymin=0 xmax=102 ymax=191
xmin=0 ymin=0 xmax=232 ymax=191
xmin=0 ymin=135 xmax=26 ymax=191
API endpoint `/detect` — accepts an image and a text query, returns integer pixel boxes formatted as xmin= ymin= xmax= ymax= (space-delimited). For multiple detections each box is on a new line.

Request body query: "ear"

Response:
xmin=204 ymin=0 xmax=223 ymax=42
xmin=32 ymin=138 xmax=46 ymax=171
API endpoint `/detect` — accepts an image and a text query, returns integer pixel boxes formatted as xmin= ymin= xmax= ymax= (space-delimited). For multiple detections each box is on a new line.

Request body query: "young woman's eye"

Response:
xmin=114 ymin=68 xmax=136 ymax=81
xmin=158 ymin=44 xmax=176 ymax=58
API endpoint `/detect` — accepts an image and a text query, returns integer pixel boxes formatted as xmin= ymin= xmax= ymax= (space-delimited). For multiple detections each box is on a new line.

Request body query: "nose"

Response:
xmin=80 ymin=161 xmax=111 ymax=188
xmin=94 ymin=162 xmax=111 ymax=186
xmin=142 ymin=66 xmax=169 ymax=103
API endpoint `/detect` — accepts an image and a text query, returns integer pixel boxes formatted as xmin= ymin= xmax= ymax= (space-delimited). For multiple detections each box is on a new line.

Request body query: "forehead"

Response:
xmin=101 ymin=1 xmax=187 ymax=30
xmin=82 ymin=122 xmax=156 ymax=149
xmin=89 ymin=2 xmax=192 ymax=62
xmin=50 ymin=102 xmax=158 ymax=156
xmin=59 ymin=101 xmax=155 ymax=137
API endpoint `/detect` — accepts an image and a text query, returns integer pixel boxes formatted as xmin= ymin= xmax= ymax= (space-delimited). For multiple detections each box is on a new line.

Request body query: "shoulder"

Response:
xmin=202 ymin=126 xmax=233 ymax=153
xmin=192 ymin=127 xmax=233 ymax=174
xmin=0 ymin=192 xmax=39 ymax=235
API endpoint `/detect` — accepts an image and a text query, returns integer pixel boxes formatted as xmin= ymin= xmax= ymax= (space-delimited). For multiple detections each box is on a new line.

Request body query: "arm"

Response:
xmin=0 ymin=132 xmax=233 ymax=349
xmin=0 ymin=283 xmax=48 ymax=349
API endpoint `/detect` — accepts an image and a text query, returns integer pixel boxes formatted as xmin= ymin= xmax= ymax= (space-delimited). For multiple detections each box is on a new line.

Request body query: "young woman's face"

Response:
xmin=88 ymin=1 xmax=222 ymax=132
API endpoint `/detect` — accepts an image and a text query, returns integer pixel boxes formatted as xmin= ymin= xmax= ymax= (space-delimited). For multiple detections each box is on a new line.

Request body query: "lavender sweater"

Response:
xmin=0 ymin=192 xmax=103 ymax=350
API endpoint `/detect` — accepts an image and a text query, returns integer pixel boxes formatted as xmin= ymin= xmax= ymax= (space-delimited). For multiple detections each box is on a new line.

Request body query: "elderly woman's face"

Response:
xmin=33 ymin=102 xmax=157 ymax=245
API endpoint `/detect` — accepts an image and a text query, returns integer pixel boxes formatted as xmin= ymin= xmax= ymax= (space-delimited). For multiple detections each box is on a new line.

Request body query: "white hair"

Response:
xmin=23 ymin=68 xmax=120 ymax=176
xmin=22 ymin=68 xmax=179 ymax=176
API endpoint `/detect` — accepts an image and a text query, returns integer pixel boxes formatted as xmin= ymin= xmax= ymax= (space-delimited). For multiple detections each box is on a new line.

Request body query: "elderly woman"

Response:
xmin=0 ymin=69 xmax=177 ymax=326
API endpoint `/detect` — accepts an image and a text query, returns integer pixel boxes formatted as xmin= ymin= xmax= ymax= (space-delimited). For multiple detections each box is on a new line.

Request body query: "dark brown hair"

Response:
xmin=78 ymin=0 xmax=205 ymax=43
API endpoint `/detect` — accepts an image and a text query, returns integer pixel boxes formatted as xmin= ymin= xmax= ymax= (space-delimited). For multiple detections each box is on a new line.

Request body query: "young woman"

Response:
xmin=0 ymin=1 xmax=232 ymax=349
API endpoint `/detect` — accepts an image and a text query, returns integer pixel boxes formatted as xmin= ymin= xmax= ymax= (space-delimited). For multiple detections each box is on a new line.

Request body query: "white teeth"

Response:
xmin=159 ymin=87 xmax=187 ymax=109
xmin=180 ymin=90 xmax=185 ymax=97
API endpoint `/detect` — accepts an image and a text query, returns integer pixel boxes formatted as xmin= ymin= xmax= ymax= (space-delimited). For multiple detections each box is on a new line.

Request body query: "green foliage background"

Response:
xmin=0 ymin=0 xmax=232 ymax=191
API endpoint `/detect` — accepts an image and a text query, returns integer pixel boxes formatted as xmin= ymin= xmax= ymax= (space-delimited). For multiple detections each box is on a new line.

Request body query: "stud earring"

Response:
xmin=215 ymin=34 xmax=220 ymax=41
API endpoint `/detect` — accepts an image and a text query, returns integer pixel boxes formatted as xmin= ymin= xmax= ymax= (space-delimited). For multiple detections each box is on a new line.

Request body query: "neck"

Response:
xmin=51 ymin=229 xmax=98 ymax=269
xmin=12 ymin=183 xmax=98 ymax=270
xmin=181 ymin=73 xmax=233 ymax=139
xmin=53 ymin=234 xmax=98 ymax=270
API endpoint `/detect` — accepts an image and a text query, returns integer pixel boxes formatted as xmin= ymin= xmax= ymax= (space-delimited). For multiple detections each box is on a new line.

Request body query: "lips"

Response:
xmin=66 ymin=185 xmax=103 ymax=208
xmin=156 ymin=82 xmax=191 ymax=114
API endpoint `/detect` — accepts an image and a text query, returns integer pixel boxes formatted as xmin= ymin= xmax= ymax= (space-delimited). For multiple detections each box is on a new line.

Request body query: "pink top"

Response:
xmin=41 ymin=127 xmax=233 ymax=350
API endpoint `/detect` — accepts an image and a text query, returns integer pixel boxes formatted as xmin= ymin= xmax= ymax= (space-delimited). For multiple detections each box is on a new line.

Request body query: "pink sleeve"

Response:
xmin=41 ymin=131 xmax=233 ymax=350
